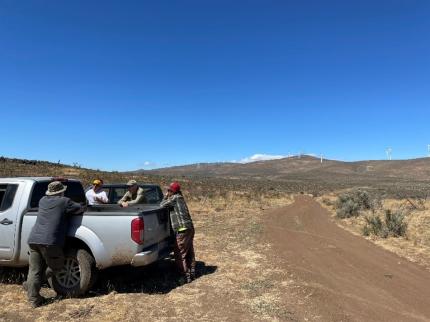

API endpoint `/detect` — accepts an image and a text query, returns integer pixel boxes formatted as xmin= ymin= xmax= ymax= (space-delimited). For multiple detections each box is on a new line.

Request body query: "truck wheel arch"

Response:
xmin=64 ymin=237 xmax=94 ymax=259
xmin=67 ymin=226 xmax=111 ymax=269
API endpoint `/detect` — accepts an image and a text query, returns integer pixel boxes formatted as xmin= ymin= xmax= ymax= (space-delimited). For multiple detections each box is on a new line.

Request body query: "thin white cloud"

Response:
xmin=139 ymin=161 xmax=159 ymax=169
xmin=238 ymin=153 xmax=287 ymax=163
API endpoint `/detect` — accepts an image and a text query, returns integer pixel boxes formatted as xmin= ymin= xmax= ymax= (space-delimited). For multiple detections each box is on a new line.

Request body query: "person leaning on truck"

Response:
xmin=86 ymin=179 xmax=109 ymax=205
xmin=160 ymin=182 xmax=196 ymax=284
xmin=25 ymin=181 xmax=84 ymax=308
xmin=118 ymin=179 xmax=146 ymax=207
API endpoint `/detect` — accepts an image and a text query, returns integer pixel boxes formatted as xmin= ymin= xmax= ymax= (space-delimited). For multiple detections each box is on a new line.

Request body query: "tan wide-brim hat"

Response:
xmin=127 ymin=179 xmax=138 ymax=186
xmin=46 ymin=181 xmax=67 ymax=196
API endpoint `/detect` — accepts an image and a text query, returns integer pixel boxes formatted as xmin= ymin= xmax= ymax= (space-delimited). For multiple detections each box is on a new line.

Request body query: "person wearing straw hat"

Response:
xmin=25 ymin=181 xmax=84 ymax=308
xmin=86 ymin=179 xmax=109 ymax=205
xmin=118 ymin=179 xmax=146 ymax=207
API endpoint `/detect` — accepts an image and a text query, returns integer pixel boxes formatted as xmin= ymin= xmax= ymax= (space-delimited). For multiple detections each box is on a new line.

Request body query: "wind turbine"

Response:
xmin=386 ymin=147 xmax=392 ymax=161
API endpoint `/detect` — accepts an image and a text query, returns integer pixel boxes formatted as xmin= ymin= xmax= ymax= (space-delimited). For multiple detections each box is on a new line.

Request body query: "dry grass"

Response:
xmin=317 ymin=193 xmax=430 ymax=270
xmin=0 ymin=194 xmax=295 ymax=322
xmin=3 ymin=157 xmax=430 ymax=320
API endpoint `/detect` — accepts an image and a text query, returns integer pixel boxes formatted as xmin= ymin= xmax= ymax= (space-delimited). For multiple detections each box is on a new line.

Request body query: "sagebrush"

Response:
xmin=335 ymin=189 xmax=379 ymax=218
xmin=363 ymin=209 xmax=408 ymax=238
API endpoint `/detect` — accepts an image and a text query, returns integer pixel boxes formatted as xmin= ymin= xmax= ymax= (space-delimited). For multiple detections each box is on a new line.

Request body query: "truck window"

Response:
xmin=143 ymin=187 xmax=163 ymax=204
xmin=109 ymin=186 xmax=163 ymax=204
xmin=30 ymin=181 xmax=86 ymax=208
xmin=111 ymin=187 xmax=127 ymax=204
xmin=0 ymin=184 xmax=18 ymax=211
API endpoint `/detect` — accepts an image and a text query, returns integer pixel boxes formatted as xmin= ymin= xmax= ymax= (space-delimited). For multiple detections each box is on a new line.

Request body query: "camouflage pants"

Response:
xmin=174 ymin=228 xmax=196 ymax=279
xmin=27 ymin=244 xmax=64 ymax=304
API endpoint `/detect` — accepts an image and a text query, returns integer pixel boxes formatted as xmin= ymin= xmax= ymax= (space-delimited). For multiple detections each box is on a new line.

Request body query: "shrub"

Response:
xmin=335 ymin=189 xmax=373 ymax=218
xmin=336 ymin=198 xmax=360 ymax=218
xmin=363 ymin=209 xmax=408 ymax=238
xmin=354 ymin=190 xmax=372 ymax=210
xmin=363 ymin=215 xmax=386 ymax=237
xmin=384 ymin=209 xmax=408 ymax=237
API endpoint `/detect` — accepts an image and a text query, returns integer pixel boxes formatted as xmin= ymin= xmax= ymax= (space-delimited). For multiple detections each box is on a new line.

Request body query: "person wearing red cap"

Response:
xmin=160 ymin=182 xmax=196 ymax=283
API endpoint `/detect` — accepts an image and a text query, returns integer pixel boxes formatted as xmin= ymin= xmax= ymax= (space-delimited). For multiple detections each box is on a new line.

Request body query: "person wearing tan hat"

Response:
xmin=117 ymin=180 xmax=146 ymax=207
xmin=86 ymin=179 xmax=109 ymax=205
xmin=25 ymin=181 xmax=84 ymax=307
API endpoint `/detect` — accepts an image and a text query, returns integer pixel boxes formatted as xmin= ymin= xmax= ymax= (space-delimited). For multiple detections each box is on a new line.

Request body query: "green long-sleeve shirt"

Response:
xmin=160 ymin=194 xmax=194 ymax=233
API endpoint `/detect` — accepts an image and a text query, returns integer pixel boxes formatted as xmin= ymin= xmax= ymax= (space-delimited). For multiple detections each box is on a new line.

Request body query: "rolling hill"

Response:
xmin=146 ymin=155 xmax=430 ymax=182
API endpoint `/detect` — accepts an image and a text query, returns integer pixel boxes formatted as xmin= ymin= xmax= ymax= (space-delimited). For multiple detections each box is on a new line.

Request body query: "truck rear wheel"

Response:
xmin=48 ymin=248 xmax=98 ymax=297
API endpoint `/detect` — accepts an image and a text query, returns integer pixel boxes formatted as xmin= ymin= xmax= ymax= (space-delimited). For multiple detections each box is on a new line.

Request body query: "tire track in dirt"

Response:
xmin=264 ymin=195 xmax=430 ymax=322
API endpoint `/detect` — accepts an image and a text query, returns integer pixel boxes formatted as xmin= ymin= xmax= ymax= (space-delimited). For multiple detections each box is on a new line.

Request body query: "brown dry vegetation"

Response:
xmin=0 ymin=196 xmax=295 ymax=322
xmin=317 ymin=192 xmax=430 ymax=270
xmin=2 ymin=157 xmax=430 ymax=321
xmin=1 ymin=158 xmax=298 ymax=321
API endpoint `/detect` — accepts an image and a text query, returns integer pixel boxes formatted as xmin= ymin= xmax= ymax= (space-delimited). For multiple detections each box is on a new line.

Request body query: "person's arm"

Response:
xmin=98 ymin=191 xmax=109 ymax=204
xmin=160 ymin=195 xmax=176 ymax=208
xmin=65 ymin=198 xmax=85 ymax=215
xmin=127 ymin=189 xmax=146 ymax=205
xmin=117 ymin=191 xmax=130 ymax=205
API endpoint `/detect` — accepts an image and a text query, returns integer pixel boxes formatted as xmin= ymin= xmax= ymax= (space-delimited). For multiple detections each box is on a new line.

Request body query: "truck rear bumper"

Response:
xmin=131 ymin=240 xmax=171 ymax=267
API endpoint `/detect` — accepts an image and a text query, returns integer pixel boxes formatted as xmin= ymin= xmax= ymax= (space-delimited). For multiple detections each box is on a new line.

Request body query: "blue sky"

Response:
xmin=1 ymin=1 xmax=429 ymax=171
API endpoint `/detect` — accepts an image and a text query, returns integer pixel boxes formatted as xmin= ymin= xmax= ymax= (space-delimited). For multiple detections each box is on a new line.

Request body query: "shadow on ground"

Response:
xmin=0 ymin=259 xmax=217 ymax=297
xmin=0 ymin=266 xmax=27 ymax=284
xmin=90 ymin=259 xmax=217 ymax=295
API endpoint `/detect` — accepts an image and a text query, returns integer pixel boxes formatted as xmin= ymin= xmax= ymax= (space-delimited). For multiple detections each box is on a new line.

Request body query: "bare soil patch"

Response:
xmin=263 ymin=196 xmax=430 ymax=322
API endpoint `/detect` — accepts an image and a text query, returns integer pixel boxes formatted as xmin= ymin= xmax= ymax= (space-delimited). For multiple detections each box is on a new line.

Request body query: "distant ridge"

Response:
xmin=143 ymin=155 xmax=430 ymax=181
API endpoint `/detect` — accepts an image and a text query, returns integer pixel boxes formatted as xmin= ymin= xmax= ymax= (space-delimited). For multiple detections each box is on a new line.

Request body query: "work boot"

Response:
xmin=185 ymin=272 xmax=192 ymax=284
xmin=30 ymin=296 xmax=47 ymax=308
xmin=190 ymin=268 xmax=196 ymax=281
xmin=177 ymin=276 xmax=187 ymax=286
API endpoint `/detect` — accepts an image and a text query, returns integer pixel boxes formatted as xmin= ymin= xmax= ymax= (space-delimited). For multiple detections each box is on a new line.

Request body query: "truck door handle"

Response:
xmin=0 ymin=218 xmax=13 ymax=225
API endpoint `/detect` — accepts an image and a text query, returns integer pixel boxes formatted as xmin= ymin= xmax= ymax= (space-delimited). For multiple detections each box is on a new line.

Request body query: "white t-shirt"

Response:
xmin=86 ymin=188 xmax=109 ymax=205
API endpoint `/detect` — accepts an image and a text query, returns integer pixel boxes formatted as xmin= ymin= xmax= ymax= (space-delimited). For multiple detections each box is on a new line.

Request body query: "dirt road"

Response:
xmin=264 ymin=196 xmax=430 ymax=321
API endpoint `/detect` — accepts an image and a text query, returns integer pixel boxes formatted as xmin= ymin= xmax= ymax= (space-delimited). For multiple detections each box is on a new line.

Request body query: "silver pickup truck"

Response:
xmin=0 ymin=177 xmax=172 ymax=296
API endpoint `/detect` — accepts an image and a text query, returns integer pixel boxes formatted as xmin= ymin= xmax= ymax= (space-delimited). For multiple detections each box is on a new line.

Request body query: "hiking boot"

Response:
xmin=30 ymin=296 xmax=47 ymax=308
xmin=185 ymin=272 xmax=192 ymax=284
xmin=177 ymin=276 xmax=187 ymax=286
xmin=190 ymin=269 xmax=196 ymax=281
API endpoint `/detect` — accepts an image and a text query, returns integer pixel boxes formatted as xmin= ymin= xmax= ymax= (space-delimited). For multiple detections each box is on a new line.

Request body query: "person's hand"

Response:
xmin=95 ymin=196 xmax=106 ymax=203
xmin=122 ymin=202 xmax=129 ymax=208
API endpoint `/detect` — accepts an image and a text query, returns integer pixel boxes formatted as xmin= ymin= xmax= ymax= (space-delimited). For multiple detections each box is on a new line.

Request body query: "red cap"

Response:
xmin=168 ymin=182 xmax=181 ymax=193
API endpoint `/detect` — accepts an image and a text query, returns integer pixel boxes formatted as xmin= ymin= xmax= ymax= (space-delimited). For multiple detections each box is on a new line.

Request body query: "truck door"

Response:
xmin=0 ymin=184 xmax=20 ymax=260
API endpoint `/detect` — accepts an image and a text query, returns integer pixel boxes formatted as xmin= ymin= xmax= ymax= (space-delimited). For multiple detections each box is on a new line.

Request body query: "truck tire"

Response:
xmin=48 ymin=248 xmax=98 ymax=297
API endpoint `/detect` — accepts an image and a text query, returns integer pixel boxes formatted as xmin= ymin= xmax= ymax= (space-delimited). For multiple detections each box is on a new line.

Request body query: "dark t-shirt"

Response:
xmin=28 ymin=195 xmax=83 ymax=247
